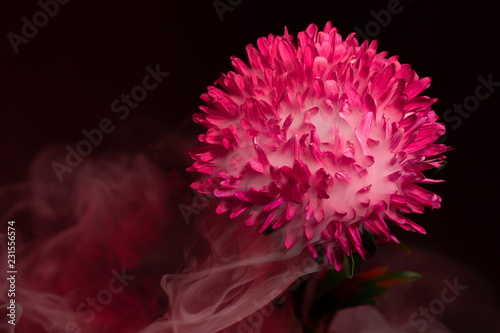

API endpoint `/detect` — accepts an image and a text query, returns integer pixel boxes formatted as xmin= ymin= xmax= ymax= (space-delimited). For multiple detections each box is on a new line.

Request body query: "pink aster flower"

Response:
xmin=189 ymin=22 xmax=449 ymax=270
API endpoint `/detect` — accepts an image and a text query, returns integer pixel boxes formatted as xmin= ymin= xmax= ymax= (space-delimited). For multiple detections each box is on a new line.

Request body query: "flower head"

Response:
xmin=189 ymin=22 xmax=449 ymax=270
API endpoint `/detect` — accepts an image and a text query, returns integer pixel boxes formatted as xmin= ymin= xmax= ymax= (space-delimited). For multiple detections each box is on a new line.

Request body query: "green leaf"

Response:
xmin=315 ymin=253 xmax=355 ymax=298
xmin=340 ymin=267 xmax=421 ymax=308
xmin=308 ymin=266 xmax=421 ymax=327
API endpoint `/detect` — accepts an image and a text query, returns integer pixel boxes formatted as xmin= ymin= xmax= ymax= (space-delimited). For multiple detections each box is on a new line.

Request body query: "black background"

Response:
xmin=1 ymin=0 xmax=499 ymax=322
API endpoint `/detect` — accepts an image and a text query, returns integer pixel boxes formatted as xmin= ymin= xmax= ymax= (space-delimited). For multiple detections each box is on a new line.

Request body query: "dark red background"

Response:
xmin=1 ymin=0 xmax=499 ymax=326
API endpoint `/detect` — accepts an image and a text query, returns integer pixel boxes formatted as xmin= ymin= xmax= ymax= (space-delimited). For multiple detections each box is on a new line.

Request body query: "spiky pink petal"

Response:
xmin=190 ymin=22 xmax=450 ymax=270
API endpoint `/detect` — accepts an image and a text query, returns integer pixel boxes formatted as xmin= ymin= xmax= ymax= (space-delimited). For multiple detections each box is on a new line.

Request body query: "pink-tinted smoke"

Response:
xmin=0 ymin=144 xmax=190 ymax=332
xmin=143 ymin=202 xmax=323 ymax=333
xmin=0 ymin=136 xmax=321 ymax=333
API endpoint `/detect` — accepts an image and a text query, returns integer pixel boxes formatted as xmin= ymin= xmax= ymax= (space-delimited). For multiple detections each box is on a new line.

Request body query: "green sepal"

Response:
xmin=308 ymin=266 xmax=421 ymax=327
